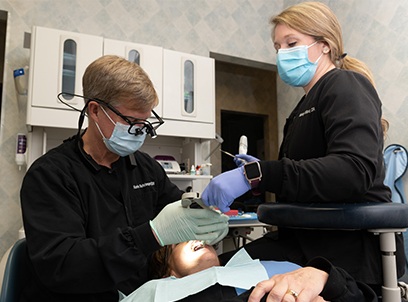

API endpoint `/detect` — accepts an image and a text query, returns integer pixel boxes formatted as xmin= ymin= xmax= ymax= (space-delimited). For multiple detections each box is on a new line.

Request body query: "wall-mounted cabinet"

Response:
xmin=26 ymin=26 xmax=215 ymax=139
xmin=159 ymin=49 xmax=215 ymax=139
xmin=27 ymin=26 xmax=103 ymax=129
xmin=163 ymin=49 xmax=214 ymax=123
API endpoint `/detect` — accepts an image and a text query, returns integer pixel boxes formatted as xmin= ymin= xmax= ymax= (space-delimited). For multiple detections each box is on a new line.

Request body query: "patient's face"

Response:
xmin=168 ymin=240 xmax=220 ymax=278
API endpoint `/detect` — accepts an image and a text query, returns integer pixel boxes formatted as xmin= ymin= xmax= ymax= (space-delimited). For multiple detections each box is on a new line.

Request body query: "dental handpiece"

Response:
xmin=181 ymin=192 xmax=207 ymax=209
xmin=181 ymin=198 xmax=205 ymax=209
xmin=181 ymin=192 xmax=213 ymax=210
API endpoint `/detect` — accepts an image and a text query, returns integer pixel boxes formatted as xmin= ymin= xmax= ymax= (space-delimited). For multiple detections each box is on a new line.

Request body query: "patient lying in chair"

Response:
xmin=120 ymin=241 xmax=377 ymax=302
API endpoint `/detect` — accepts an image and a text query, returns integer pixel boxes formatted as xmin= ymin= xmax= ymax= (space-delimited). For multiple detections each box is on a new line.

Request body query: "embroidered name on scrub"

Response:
xmin=299 ymin=106 xmax=316 ymax=117
xmin=133 ymin=182 xmax=155 ymax=190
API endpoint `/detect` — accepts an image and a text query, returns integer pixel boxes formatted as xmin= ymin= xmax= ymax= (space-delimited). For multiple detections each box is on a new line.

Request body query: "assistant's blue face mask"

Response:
xmin=276 ymin=41 xmax=322 ymax=87
xmin=96 ymin=107 xmax=146 ymax=157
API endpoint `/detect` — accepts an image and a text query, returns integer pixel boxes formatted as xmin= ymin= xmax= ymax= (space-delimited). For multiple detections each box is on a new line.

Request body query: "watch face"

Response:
xmin=245 ymin=162 xmax=261 ymax=180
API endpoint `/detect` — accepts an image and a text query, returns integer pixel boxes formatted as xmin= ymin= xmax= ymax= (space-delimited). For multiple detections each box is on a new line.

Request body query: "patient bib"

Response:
xmin=120 ymin=248 xmax=268 ymax=302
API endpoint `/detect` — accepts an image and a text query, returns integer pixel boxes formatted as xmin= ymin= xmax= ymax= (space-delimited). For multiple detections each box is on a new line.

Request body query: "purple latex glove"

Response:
xmin=201 ymin=166 xmax=251 ymax=213
xmin=234 ymin=154 xmax=260 ymax=167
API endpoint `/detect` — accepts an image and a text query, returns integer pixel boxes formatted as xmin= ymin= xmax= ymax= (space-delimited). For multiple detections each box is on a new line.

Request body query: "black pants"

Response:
xmin=176 ymin=284 xmax=265 ymax=302
xmin=175 ymin=284 xmax=236 ymax=301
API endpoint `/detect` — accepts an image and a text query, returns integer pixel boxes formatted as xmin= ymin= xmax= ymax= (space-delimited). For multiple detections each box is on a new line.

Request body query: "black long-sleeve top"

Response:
xmin=308 ymin=257 xmax=377 ymax=302
xmin=260 ymin=68 xmax=389 ymax=203
xmin=254 ymin=68 xmax=405 ymax=284
xmin=20 ymin=135 xmax=183 ymax=302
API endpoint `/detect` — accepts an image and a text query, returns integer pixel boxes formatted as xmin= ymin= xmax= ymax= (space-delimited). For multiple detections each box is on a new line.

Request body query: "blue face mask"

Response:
xmin=96 ymin=107 xmax=146 ymax=157
xmin=277 ymin=41 xmax=322 ymax=87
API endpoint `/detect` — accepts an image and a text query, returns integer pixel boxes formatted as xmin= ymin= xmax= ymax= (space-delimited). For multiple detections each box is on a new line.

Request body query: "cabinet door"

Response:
xmin=163 ymin=49 xmax=215 ymax=124
xmin=27 ymin=26 xmax=103 ymax=128
xmin=103 ymin=39 xmax=164 ymax=117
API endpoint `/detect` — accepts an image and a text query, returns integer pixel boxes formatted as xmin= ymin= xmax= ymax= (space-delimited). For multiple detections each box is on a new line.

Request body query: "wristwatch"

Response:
xmin=243 ymin=161 xmax=262 ymax=189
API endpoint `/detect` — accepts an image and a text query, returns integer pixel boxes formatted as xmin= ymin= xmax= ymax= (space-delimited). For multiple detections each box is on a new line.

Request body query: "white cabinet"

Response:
xmin=103 ymin=39 xmax=164 ymax=117
xmin=159 ymin=49 xmax=215 ymax=139
xmin=27 ymin=26 xmax=103 ymax=129
xmin=26 ymin=26 xmax=215 ymax=139
xmin=163 ymin=49 xmax=214 ymax=123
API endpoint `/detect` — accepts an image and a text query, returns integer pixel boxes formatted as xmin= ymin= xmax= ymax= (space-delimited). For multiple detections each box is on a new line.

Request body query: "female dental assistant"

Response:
xmin=201 ymin=1 xmax=405 ymax=296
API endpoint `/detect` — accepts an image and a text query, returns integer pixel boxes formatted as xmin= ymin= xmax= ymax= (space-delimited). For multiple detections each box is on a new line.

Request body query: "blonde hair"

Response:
xmin=82 ymin=55 xmax=158 ymax=111
xmin=270 ymin=2 xmax=375 ymax=86
xmin=381 ymin=118 xmax=389 ymax=139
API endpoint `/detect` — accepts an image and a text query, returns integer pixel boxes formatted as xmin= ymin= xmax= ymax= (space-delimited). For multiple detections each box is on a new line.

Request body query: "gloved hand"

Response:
xmin=150 ymin=200 xmax=229 ymax=246
xmin=201 ymin=167 xmax=251 ymax=213
xmin=234 ymin=154 xmax=260 ymax=167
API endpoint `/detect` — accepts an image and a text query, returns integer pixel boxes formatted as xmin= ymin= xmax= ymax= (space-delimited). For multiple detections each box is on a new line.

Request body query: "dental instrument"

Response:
xmin=220 ymin=149 xmax=247 ymax=164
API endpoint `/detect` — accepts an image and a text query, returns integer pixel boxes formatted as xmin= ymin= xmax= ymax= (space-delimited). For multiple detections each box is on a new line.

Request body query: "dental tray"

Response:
xmin=228 ymin=212 xmax=258 ymax=221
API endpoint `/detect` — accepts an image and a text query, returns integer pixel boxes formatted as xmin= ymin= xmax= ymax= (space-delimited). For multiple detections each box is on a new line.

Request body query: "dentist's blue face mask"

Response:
xmin=277 ymin=41 xmax=323 ymax=87
xmin=96 ymin=106 xmax=146 ymax=157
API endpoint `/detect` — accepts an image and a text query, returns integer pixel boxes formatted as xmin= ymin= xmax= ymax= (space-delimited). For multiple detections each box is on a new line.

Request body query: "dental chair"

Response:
xmin=257 ymin=202 xmax=408 ymax=302
xmin=0 ymin=238 xmax=29 ymax=302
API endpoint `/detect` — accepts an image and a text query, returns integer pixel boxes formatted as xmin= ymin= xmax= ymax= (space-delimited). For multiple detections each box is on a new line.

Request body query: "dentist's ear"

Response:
xmin=87 ymin=101 xmax=101 ymax=121
xmin=323 ymin=47 xmax=330 ymax=54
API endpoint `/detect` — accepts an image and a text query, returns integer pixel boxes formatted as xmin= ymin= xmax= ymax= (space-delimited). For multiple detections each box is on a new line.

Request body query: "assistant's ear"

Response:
xmin=321 ymin=42 xmax=330 ymax=54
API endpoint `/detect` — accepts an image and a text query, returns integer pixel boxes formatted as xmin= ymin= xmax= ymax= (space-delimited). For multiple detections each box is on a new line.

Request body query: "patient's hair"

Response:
xmin=149 ymin=246 xmax=173 ymax=279
xmin=270 ymin=2 xmax=376 ymax=87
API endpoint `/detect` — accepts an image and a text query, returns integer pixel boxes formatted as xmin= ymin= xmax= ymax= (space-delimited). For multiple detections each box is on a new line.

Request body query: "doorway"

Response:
xmin=221 ymin=111 xmax=265 ymax=172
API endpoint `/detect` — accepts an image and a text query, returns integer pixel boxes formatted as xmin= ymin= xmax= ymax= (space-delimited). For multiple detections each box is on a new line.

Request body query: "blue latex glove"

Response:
xmin=201 ymin=166 xmax=251 ymax=213
xmin=234 ymin=154 xmax=260 ymax=167
xmin=150 ymin=200 xmax=229 ymax=246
